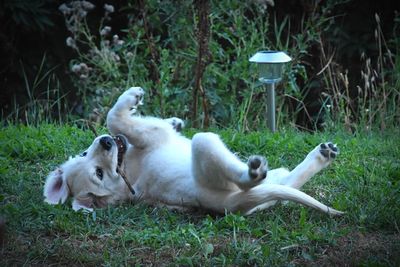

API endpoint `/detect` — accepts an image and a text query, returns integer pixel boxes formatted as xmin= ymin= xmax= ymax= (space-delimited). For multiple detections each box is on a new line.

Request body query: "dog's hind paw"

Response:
xmin=319 ymin=142 xmax=339 ymax=161
xmin=164 ymin=117 xmax=184 ymax=132
xmin=248 ymin=155 xmax=268 ymax=182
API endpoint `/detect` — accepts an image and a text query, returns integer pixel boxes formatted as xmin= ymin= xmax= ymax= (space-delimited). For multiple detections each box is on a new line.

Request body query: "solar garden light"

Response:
xmin=249 ymin=51 xmax=292 ymax=132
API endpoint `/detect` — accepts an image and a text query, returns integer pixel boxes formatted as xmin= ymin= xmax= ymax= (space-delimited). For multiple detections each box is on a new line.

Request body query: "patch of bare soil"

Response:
xmin=296 ymin=231 xmax=400 ymax=266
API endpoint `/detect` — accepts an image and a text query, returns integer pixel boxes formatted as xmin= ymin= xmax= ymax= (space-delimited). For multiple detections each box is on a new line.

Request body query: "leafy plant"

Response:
xmin=56 ymin=1 xmax=324 ymax=129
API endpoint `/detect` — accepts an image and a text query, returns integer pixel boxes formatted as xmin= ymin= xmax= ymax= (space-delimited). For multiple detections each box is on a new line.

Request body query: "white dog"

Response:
xmin=44 ymin=87 xmax=343 ymax=215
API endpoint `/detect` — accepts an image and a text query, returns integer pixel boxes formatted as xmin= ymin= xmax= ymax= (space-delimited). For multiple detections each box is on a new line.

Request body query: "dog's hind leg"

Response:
xmin=246 ymin=143 xmax=340 ymax=214
xmin=191 ymin=132 xmax=268 ymax=191
xmin=223 ymin=183 xmax=343 ymax=216
xmin=269 ymin=142 xmax=339 ymax=189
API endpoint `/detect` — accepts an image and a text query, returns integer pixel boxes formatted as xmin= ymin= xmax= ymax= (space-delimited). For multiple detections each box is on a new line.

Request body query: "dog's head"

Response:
xmin=43 ymin=134 xmax=130 ymax=211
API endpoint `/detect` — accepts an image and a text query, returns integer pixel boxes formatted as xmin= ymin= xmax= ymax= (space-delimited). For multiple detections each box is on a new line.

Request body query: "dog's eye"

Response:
xmin=96 ymin=168 xmax=103 ymax=180
xmin=81 ymin=151 xmax=87 ymax=157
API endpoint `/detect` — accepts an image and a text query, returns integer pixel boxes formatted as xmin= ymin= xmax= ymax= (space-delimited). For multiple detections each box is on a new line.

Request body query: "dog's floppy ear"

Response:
xmin=72 ymin=193 xmax=109 ymax=212
xmin=43 ymin=168 xmax=69 ymax=205
xmin=72 ymin=196 xmax=93 ymax=212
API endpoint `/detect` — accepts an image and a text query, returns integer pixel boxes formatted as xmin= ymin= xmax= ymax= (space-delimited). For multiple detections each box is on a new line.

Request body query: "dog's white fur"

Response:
xmin=44 ymin=87 xmax=343 ymax=215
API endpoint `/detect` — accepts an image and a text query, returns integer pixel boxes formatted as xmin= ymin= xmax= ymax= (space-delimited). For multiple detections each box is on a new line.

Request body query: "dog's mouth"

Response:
xmin=113 ymin=134 xmax=135 ymax=195
xmin=113 ymin=134 xmax=127 ymax=167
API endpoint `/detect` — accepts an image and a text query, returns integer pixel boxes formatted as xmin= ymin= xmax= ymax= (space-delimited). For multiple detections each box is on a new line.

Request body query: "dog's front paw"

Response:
xmin=164 ymin=117 xmax=185 ymax=132
xmin=319 ymin=142 xmax=339 ymax=161
xmin=307 ymin=142 xmax=339 ymax=165
xmin=248 ymin=155 xmax=268 ymax=182
xmin=115 ymin=87 xmax=145 ymax=113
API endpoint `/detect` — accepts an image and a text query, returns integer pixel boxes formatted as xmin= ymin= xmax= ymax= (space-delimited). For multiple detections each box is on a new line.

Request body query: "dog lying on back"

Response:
xmin=44 ymin=87 xmax=343 ymax=215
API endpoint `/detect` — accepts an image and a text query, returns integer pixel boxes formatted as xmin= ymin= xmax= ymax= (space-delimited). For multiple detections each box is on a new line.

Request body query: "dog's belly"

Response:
xmin=134 ymin=137 xmax=200 ymax=206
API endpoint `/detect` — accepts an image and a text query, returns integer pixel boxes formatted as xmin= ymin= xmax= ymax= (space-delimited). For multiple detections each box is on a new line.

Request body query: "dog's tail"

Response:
xmin=224 ymin=184 xmax=344 ymax=216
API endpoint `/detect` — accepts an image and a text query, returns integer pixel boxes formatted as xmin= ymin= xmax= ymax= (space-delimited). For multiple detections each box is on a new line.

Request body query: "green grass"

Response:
xmin=1 ymin=124 xmax=400 ymax=266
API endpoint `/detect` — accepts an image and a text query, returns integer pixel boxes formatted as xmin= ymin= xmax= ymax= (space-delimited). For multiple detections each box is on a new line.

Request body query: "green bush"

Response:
xmin=56 ymin=1 xmax=343 ymax=129
xmin=5 ymin=1 xmax=399 ymax=131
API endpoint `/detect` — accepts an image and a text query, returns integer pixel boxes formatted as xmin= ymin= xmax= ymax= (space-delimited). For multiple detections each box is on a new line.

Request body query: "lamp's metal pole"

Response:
xmin=266 ymin=82 xmax=276 ymax=132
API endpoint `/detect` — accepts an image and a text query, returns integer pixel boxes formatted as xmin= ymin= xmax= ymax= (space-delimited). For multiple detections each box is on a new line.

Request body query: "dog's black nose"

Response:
xmin=99 ymin=136 xmax=113 ymax=150
xmin=175 ymin=122 xmax=182 ymax=132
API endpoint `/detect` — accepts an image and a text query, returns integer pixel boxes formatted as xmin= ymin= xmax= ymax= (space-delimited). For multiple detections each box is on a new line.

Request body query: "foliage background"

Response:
xmin=1 ymin=0 xmax=399 ymax=131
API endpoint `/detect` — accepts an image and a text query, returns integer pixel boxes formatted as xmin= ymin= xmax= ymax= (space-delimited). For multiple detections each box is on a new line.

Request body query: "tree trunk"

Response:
xmin=138 ymin=0 xmax=163 ymax=114
xmin=192 ymin=0 xmax=212 ymax=128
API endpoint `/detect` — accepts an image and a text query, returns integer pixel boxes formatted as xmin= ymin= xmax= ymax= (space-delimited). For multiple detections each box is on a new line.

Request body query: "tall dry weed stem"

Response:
xmin=320 ymin=13 xmax=399 ymax=131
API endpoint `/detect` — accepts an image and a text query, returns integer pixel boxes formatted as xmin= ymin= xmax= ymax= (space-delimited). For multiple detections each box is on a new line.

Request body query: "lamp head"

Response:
xmin=249 ymin=51 xmax=292 ymax=83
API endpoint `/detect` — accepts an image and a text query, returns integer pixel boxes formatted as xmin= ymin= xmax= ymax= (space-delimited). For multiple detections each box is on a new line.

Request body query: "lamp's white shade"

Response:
xmin=249 ymin=51 xmax=292 ymax=63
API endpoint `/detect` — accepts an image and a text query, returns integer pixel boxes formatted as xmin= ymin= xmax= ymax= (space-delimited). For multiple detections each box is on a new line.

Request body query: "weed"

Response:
xmin=319 ymin=12 xmax=400 ymax=132
xmin=5 ymin=55 xmax=70 ymax=125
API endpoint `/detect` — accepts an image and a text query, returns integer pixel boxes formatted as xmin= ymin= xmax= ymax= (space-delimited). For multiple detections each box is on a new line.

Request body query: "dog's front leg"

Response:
xmin=278 ymin=142 xmax=339 ymax=189
xmin=107 ymin=87 xmax=175 ymax=148
xmin=107 ymin=87 xmax=143 ymax=142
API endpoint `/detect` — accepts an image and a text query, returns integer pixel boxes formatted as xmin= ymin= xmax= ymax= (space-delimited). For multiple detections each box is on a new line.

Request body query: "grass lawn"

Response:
xmin=1 ymin=124 xmax=399 ymax=266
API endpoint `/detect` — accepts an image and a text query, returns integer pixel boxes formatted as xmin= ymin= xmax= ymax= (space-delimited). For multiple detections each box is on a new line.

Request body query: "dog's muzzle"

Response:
xmin=100 ymin=136 xmax=114 ymax=151
xmin=99 ymin=135 xmax=128 ymax=168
